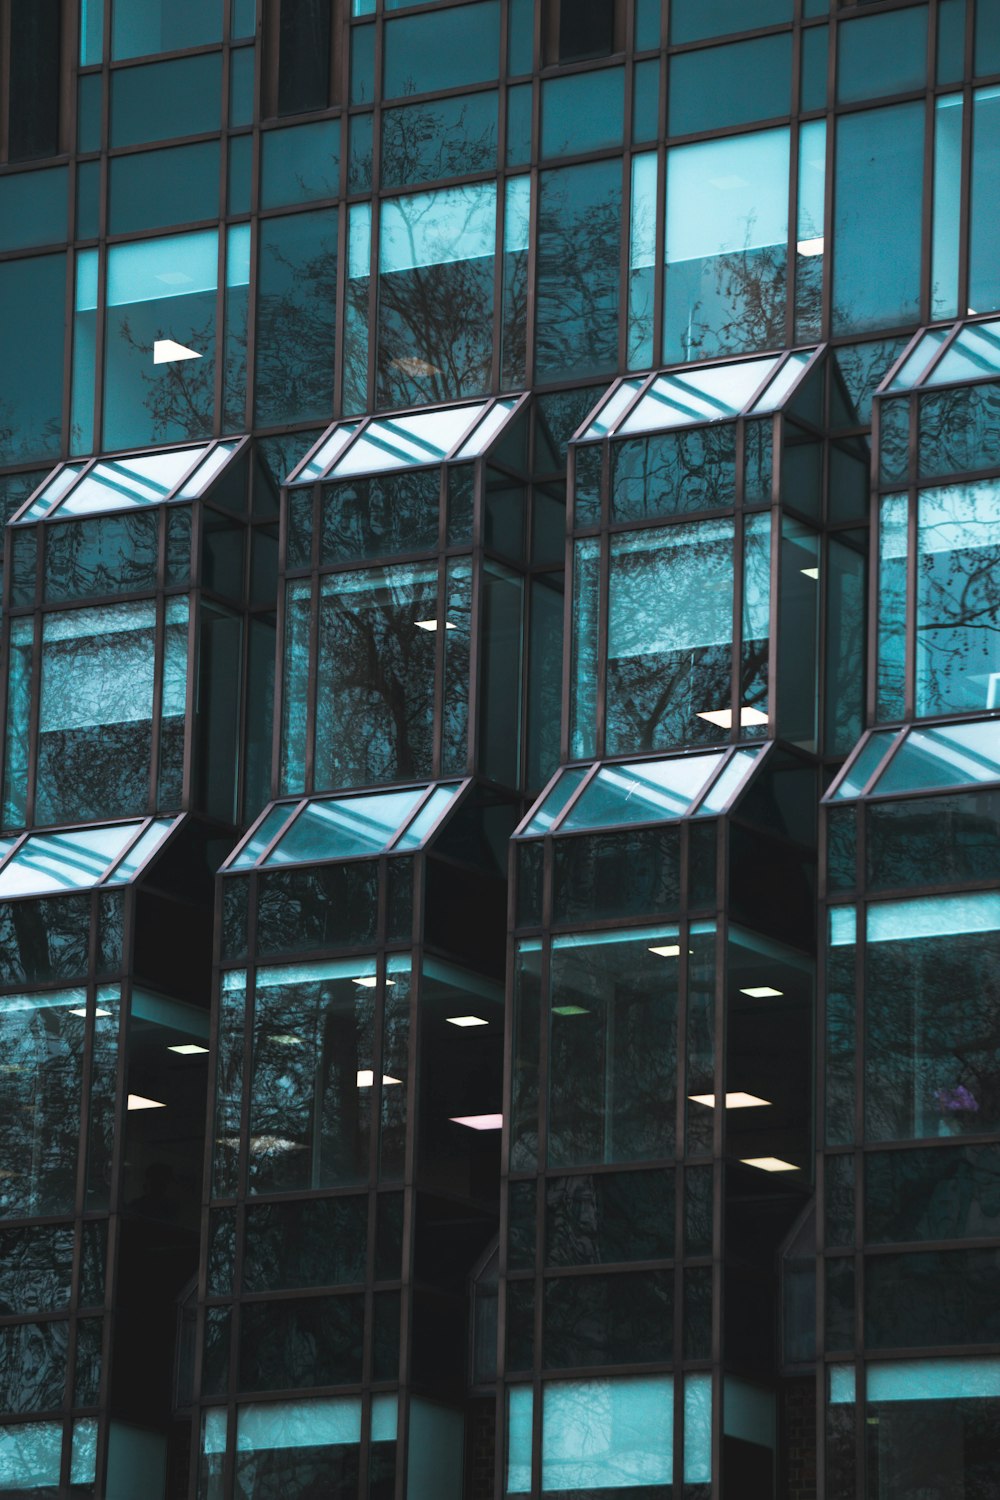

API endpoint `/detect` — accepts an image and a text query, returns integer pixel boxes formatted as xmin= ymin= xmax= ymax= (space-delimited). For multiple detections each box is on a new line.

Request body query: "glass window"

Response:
xmin=877 ymin=721 xmax=1000 ymax=795
xmin=916 ymin=481 xmax=1000 ymax=716
xmin=102 ymin=231 xmax=218 ymax=451
xmin=0 ymin=167 xmax=68 ymax=254
xmin=876 ymin=493 xmax=908 ymax=723
xmin=541 ymin=1376 xmax=673 ymax=1490
xmin=547 ymin=927 xmax=687 ymax=1166
xmin=865 ymin=893 xmax=1000 ymax=1141
xmin=669 ymin=34 xmax=792 ymax=135
xmin=377 ymin=185 xmax=498 ymax=409
xmin=276 ymin=0 xmax=332 ymax=115
xmin=536 ymin=160 xmax=623 ymax=383
xmin=383 ymin=2 xmax=500 ymax=98
xmin=837 ymin=6 xmax=927 ymax=104
xmin=860 ymin=1357 xmax=1000 ymax=1497
xmin=833 ymin=104 xmax=925 ymax=334
xmin=255 ymin=210 xmax=338 ymax=428
xmin=109 ymin=142 xmax=220 ymax=235
xmin=664 ymin=128 xmax=790 ymax=362
xmin=0 ymin=1421 xmax=66 ymax=1489
xmin=560 ymin=754 xmax=728 ymax=830
xmin=970 ymin=87 xmax=1000 ymax=321
xmin=265 ymin=788 xmax=426 ymax=863
xmin=541 ymin=67 xmax=625 ymax=159
xmin=605 ymin=519 xmax=735 ymax=753
xmin=110 ymin=53 xmax=223 ymax=147
xmin=111 ymin=0 xmax=222 ymax=58
xmin=260 ymin=120 xmax=340 ymax=210
xmin=381 ymin=92 xmax=498 ymax=189
xmin=0 ymin=255 xmax=66 ymax=466
xmin=247 ymin=957 xmax=411 ymax=1192
xmin=670 ymin=0 xmax=791 ymax=44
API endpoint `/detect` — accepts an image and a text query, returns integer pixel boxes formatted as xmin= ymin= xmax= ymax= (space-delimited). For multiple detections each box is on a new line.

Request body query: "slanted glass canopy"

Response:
xmin=12 ymin=439 xmax=245 ymax=523
xmin=515 ymin=747 xmax=766 ymax=837
xmin=0 ymin=815 xmax=179 ymax=896
xmin=287 ymin=396 xmax=527 ymax=484
xmin=826 ymin=718 xmax=1000 ymax=801
xmin=225 ymin=782 xmax=468 ymax=870
xmin=882 ymin=317 xmax=1000 ymax=392
xmin=577 ymin=349 xmax=821 ymax=442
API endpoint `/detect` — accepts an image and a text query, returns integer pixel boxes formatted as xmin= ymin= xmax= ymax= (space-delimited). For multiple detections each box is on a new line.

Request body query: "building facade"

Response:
xmin=0 ymin=0 xmax=998 ymax=1496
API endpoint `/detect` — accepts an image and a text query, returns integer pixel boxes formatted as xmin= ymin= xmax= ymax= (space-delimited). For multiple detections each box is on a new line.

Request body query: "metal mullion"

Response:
xmin=594 ymin=483 xmax=611 ymax=759
xmin=957 ymin=74 xmax=974 ymax=321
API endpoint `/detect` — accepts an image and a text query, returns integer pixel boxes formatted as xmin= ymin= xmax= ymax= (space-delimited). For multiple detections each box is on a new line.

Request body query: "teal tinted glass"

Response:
xmin=349 ymin=112 xmax=374 ymax=192
xmin=669 ymin=34 xmax=792 ymax=135
xmin=633 ymin=60 xmax=659 ymax=143
xmin=232 ymin=0 xmax=255 ymax=38
xmin=930 ymin=319 xmax=1000 ymax=385
xmin=228 ymin=135 xmax=252 ymax=216
xmin=509 ymin=0 xmax=533 ymax=73
xmin=261 ymin=120 xmax=340 ymax=208
xmin=837 ymin=6 xmax=928 ymax=104
xmin=800 ymin=24 xmax=828 ymax=112
xmin=833 ymin=104 xmax=924 ymax=333
xmin=229 ymin=804 xmax=295 ymax=869
xmin=937 ymin=0 xmax=966 ymax=84
xmin=384 ymin=2 xmax=500 ymax=99
xmin=394 ymin=784 xmax=462 ymax=849
xmin=561 ymin=754 xmax=727 ymax=830
xmin=109 ymin=142 xmax=220 ymax=234
xmin=0 ymin=255 xmax=66 ymax=465
xmin=230 ymin=46 xmax=255 ymax=128
xmin=830 ymin=730 xmax=900 ymax=801
xmin=266 ymin=788 xmax=426 ymax=863
xmin=507 ymin=83 xmax=532 ymax=167
xmin=76 ymin=161 xmax=100 ymax=239
xmin=541 ymin=67 xmax=625 ymax=158
xmin=78 ymin=73 xmax=102 ymax=152
xmin=110 ymin=53 xmax=223 ymax=146
xmin=382 ymin=92 xmax=498 ymax=188
xmin=106 ymin=817 xmax=176 ymax=883
xmin=970 ymin=90 xmax=1000 ymax=319
xmin=916 ymin=481 xmax=1000 ymax=716
xmin=255 ymin=209 xmax=338 ymax=427
xmin=670 ymin=0 xmax=791 ymax=43
xmin=636 ymin=0 xmax=660 ymax=49
xmin=976 ymin=0 xmax=1000 ymax=75
xmin=520 ymin=766 xmax=590 ymax=836
xmin=111 ymin=0 xmax=222 ymax=59
xmin=0 ymin=167 xmax=68 ymax=253
xmin=876 ymin=722 xmax=1000 ymax=795
xmin=0 ymin=824 xmax=139 ymax=897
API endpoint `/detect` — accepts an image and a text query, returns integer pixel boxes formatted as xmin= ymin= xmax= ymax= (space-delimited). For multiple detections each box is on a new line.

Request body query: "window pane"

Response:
xmin=669 ymin=35 xmax=791 ymax=135
xmin=255 ymin=210 xmax=338 ymax=428
xmin=111 ymin=0 xmax=222 ymax=58
xmin=0 ymin=255 xmax=66 ymax=465
xmin=383 ymin=2 xmax=500 ymax=98
xmin=541 ymin=1376 xmax=673 ymax=1487
xmin=0 ymin=989 xmax=89 ymax=1218
xmin=536 ymin=160 xmax=622 ymax=382
xmin=916 ymin=481 xmax=1000 ymax=716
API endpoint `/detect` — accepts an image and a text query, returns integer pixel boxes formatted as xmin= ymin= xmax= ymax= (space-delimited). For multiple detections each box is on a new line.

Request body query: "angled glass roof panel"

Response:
xmin=393 ymin=784 xmax=463 ymax=850
xmin=263 ymin=788 xmax=427 ymax=865
xmin=455 ymin=398 xmax=520 ymax=459
xmin=561 ymin=753 xmax=728 ymax=831
xmin=580 ymin=379 xmax=645 ymax=441
xmin=54 ymin=447 xmax=208 ymax=516
xmin=331 ymin=404 xmax=490 ymax=477
xmin=874 ymin=720 xmax=1000 ymax=795
xmin=517 ymin=766 xmax=591 ymax=837
xmin=176 ymin=440 xmax=240 ymax=499
xmin=619 ymin=356 xmax=781 ymax=436
xmin=105 ymin=817 xmax=180 ymax=884
xmin=227 ymin=804 xmax=300 ymax=871
xmin=290 ymin=423 xmax=360 ymax=485
xmin=929 ymin=319 xmax=1000 ymax=385
xmin=827 ymin=729 xmax=901 ymax=801
xmin=750 ymin=349 xmax=818 ymax=413
xmin=887 ymin=327 xmax=951 ymax=391
xmin=693 ymin=747 xmax=764 ymax=815
xmin=0 ymin=823 xmax=144 ymax=897
xmin=21 ymin=464 xmax=86 ymax=520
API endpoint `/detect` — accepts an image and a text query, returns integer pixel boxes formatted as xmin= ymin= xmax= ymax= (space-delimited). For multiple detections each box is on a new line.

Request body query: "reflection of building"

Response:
xmin=0 ymin=2 xmax=999 ymax=1496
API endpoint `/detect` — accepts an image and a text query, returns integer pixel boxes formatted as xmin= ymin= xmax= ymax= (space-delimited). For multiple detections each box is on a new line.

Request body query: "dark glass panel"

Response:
xmin=372 ymin=1290 xmax=400 ymax=1380
xmin=385 ymin=859 xmax=412 ymax=945
xmin=110 ymin=54 xmax=223 ymax=147
xmin=511 ymin=945 xmax=541 ymax=1173
xmin=242 ymin=1197 xmax=367 ymax=1291
xmin=375 ymin=1192 xmax=404 ymax=1280
xmin=43 ymin=514 xmax=160 ymax=602
xmin=73 ymin=1315 xmax=102 ymax=1405
xmin=238 ymin=1295 xmax=364 ymax=1390
xmin=545 ymin=1169 xmax=673 ymax=1265
xmin=670 ymin=0 xmax=791 ymax=43
xmin=535 ymin=160 xmax=622 ymax=383
xmin=552 ymin=828 xmax=681 ymax=926
xmin=0 ymin=1226 xmax=74 ymax=1315
xmin=277 ymin=0 xmax=331 ymax=116
xmin=381 ymin=92 xmax=498 ymax=189
xmin=221 ymin=877 xmax=250 ymax=963
xmin=558 ymin=0 xmax=614 ymax=62
xmin=825 ymin=939 xmax=855 ymax=1148
xmin=826 ymin=806 xmax=857 ymax=894
xmin=508 ymin=1180 xmax=537 ymax=1271
xmin=687 ymin=821 xmax=717 ymax=910
xmin=684 ymin=1266 xmax=712 ymax=1359
xmin=825 ymin=1256 xmax=854 ymax=1351
xmin=837 ymin=8 xmax=927 ymax=104
xmin=255 ymin=211 xmax=338 ymax=428
xmin=670 ymin=34 xmax=791 ymax=135
xmin=919 ymin=385 xmax=1000 ymax=478
xmin=232 ymin=1429 xmax=361 ymax=1497
xmin=0 ymin=988 xmax=88 ymax=1219
xmin=515 ymin=841 xmax=543 ymax=929
xmin=0 ymin=255 xmax=66 ymax=465
xmin=684 ymin=1165 xmax=713 ymax=1255
xmin=825 ymin=1153 xmax=855 ymax=1249
xmin=319 ymin=470 xmax=440 ymax=565
xmin=7 ymin=0 xmax=61 ymax=161
xmin=541 ymin=67 xmax=624 ymax=158
xmin=112 ymin=0 xmax=222 ymax=58
xmin=201 ymin=1306 xmax=230 ymax=1398
xmin=611 ymin=427 xmax=736 ymax=522
xmin=255 ymin=863 xmax=379 ymax=956
xmin=543 ymin=1270 xmax=672 ymax=1367
xmin=866 ymin=1248 xmax=1000 ymax=1348
xmin=867 ymin=793 xmax=1000 ymax=892
xmin=879 ymin=397 xmax=911 ymax=485
xmin=864 ymin=1387 xmax=1000 ymax=1500
xmin=80 ymin=1221 xmax=107 ymax=1307
xmin=207 ymin=1209 xmax=236 ymax=1297
xmin=383 ymin=2 xmax=500 ymax=98
xmin=866 ymin=1143 xmax=1000 ymax=1245
xmin=109 ymin=143 xmax=220 ymax=236
xmin=0 ymin=1321 xmax=67 ymax=1413
xmin=96 ymin=891 xmax=125 ymax=976
xmin=505 ymin=1279 xmax=534 ymax=1371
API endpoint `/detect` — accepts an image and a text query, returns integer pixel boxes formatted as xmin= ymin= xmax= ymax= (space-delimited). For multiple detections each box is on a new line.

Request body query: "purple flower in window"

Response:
xmin=934 ymin=1085 xmax=979 ymax=1114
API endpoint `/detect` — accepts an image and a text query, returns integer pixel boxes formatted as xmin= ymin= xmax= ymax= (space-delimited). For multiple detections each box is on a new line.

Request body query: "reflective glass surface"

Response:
xmin=559 ymin=754 xmax=727 ymax=830
xmin=877 ymin=721 xmax=1000 ymax=795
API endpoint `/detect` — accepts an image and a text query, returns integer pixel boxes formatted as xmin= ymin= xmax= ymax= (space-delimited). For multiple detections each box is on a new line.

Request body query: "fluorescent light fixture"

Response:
xmin=353 ymin=976 xmax=395 ymax=988
xmin=153 ymin=339 xmax=202 ymax=364
xmin=553 ymin=1005 xmax=590 ymax=1016
xmin=689 ymin=1092 xmax=771 ymax=1109
xmin=356 ymin=1070 xmax=403 ymax=1087
xmin=740 ymin=985 xmax=784 ymax=998
xmin=414 ymin=619 xmax=456 ymax=632
xmin=69 ymin=1007 xmax=113 ymax=1018
xmin=796 ymin=236 xmax=825 ymax=257
xmin=801 ymin=567 xmax=820 ymax=580
xmin=740 ymin=1156 xmax=799 ymax=1173
xmin=169 ymin=1044 xmax=209 ymax=1055
xmin=649 ymin=944 xmax=680 ymax=958
xmin=449 ymin=1113 xmax=503 ymax=1130
xmin=127 ymin=1094 xmax=166 ymax=1111
xmin=446 ymin=1016 xmax=488 ymax=1027
xmin=696 ymin=706 xmax=768 ymax=729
